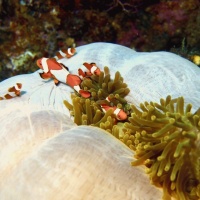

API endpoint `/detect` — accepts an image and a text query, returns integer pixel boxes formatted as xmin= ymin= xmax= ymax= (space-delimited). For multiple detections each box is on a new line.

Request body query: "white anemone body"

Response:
xmin=0 ymin=42 xmax=200 ymax=199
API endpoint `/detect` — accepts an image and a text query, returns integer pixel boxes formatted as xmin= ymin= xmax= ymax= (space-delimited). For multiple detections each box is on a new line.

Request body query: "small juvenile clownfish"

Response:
xmin=101 ymin=104 xmax=127 ymax=121
xmin=53 ymin=48 xmax=76 ymax=60
xmin=0 ymin=83 xmax=22 ymax=100
xmin=78 ymin=62 xmax=101 ymax=79
xmin=99 ymin=96 xmax=127 ymax=121
xmin=36 ymin=57 xmax=91 ymax=98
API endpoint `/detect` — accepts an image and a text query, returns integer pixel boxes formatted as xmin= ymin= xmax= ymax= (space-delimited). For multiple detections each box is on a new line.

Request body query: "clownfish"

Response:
xmin=36 ymin=57 xmax=91 ymax=98
xmin=99 ymin=96 xmax=127 ymax=121
xmin=54 ymin=48 xmax=76 ymax=60
xmin=78 ymin=62 xmax=101 ymax=79
xmin=101 ymin=104 xmax=127 ymax=121
xmin=0 ymin=83 xmax=22 ymax=100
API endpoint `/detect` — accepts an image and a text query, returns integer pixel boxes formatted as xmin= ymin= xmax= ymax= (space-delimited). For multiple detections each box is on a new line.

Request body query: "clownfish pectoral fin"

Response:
xmin=39 ymin=72 xmax=52 ymax=79
xmin=54 ymin=78 xmax=60 ymax=86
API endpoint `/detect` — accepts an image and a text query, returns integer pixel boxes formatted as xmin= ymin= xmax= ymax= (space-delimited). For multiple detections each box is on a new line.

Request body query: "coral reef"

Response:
xmin=146 ymin=0 xmax=200 ymax=61
xmin=1 ymin=0 xmax=200 ymax=80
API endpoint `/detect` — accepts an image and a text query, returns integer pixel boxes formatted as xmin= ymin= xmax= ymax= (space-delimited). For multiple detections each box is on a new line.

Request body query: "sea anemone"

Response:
xmin=64 ymin=66 xmax=131 ymax=132
xmin=64 ymin=64 xmax=200 ymax=200
xmin=0 ymin=42 xmax=200 ymax=199
xmin=123 ymin=95 xmax=200 ymax=200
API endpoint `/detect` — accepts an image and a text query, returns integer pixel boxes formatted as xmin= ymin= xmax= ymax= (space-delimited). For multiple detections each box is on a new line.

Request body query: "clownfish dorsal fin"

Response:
xmin=78 ymin=68 xmax=85 ymax=77
xmin=83 ymin=62 xmax=91 ymax=70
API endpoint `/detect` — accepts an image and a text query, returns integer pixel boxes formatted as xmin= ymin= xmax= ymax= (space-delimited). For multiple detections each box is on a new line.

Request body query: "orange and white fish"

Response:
xmin=0 ymin=83 xmax=22 ymax=100
xmin=99 ymin=96 xmax=127 ymax=121
xmin=37 ymin=57 xmax=91 ymax=98
xmin=101 ymin=104 xmax=127 ymax=121
xmin=54 ymin=48 xmax=76 ymax=60
xmin=78 ymin=62 xmax=101 ymax=79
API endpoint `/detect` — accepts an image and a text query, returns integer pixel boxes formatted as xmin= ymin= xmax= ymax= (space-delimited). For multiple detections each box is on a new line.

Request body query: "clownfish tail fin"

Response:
xmin=4 ymin=94 xmax=13 ymax=99
xmin=79 ymin=89 xmax=91 ymax=98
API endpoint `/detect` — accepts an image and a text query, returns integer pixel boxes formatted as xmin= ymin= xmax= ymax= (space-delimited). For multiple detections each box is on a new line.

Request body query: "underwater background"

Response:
xmin=0 ymin=0 xmax=200 ymax=81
